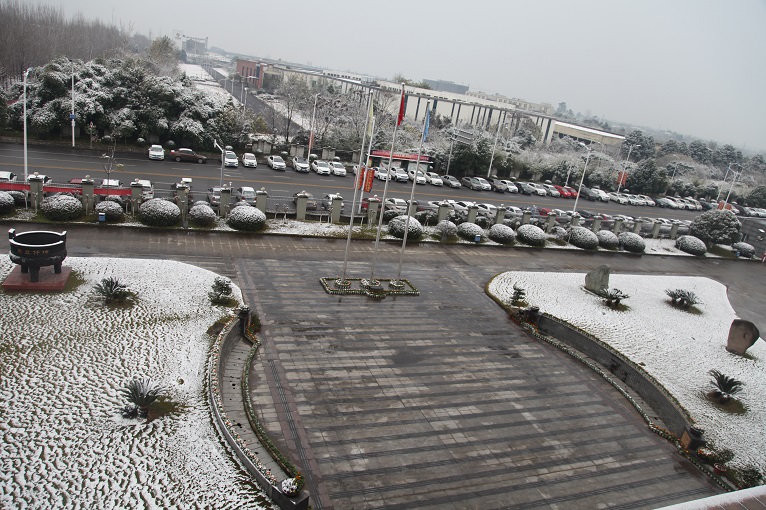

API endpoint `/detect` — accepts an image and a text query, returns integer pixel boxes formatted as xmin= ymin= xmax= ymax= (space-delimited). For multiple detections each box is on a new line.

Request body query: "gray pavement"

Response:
xmin=20 ymin=221 xmax=766 ymax=509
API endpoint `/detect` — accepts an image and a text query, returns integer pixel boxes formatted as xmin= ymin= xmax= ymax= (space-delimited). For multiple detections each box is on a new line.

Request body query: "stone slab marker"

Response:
xmin=726 ymin=319 xmax=761 ymax=355
xmin=585 ymin=265 xmax=610 ymax=294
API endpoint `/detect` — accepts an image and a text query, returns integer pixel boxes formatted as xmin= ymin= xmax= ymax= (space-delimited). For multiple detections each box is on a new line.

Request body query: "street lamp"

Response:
xmin=213 ymin=140 xmax=225 ymax=188
xmin=487 ymin=119 xmax=504 ymax=178
xmin=446 ymin=130 xmax=456 ymax=176
xmin=618 ymin=144 xmax=640 ymax=193
xmin=308 ymin=93 xmax=320 ymax=159
xmin=243 ymin=86 xmax=249 ymax=110
xmin=23 ymin=67 xmax=34 ymax=183
xmin=716 ymin=163 xmax=738 ymax=202
xmin=71 ymin=62 xmax=76 ymax=148
xmin=724 ymin=163 xmax=742 ymax=206
xmin=571 ymin=142 xmax=593 ymax=216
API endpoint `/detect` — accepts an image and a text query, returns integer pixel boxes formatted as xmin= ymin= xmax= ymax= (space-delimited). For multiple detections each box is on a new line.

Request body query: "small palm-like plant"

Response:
xmin=94 ymin=277 xmax=133 ymax=303
xmin=599 ymin=288 xmax=629 ymax=308
xmin=511 ymin=284 xmax=527 ymax=306
xmin=709 ymin=369 xmax=744 ymax=404
xmin=665 ymin=289 xmax=683 ymax=304
xmin=208 ymin=276 xmax=234 ymax=305
xmin=121 ymin=378 xmax=163 ymax=418
xmin=666 ymin=289 xmax=702 ymax=309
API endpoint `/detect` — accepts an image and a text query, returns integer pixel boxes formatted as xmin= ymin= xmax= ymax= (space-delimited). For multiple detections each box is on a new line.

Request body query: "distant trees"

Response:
xmin=625 ymin=159 xmax=669 ymax=195
xmin=621 ymin=130 xmax=656 ymax=161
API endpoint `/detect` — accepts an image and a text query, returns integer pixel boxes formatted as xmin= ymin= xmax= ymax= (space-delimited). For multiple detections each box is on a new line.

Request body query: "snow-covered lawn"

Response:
xmin=488 ymin=271 xmax=766 ymax=472
xmin=0 ymin=257 xmax=272 ymax=509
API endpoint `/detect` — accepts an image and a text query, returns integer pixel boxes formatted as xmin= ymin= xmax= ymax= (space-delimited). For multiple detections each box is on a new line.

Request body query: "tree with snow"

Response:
xmin=689 ymin=209 xmax=741 ymax=246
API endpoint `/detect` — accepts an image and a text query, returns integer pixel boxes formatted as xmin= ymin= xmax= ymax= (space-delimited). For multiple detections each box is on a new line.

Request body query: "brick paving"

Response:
xmin=27 ymin=223 xmax=764 ymax=509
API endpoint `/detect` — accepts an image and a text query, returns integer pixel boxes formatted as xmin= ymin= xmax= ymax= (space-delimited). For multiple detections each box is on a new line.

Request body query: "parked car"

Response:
xmin=224 ymin=151 xmax=239 ymax=168
xmin=311 ymin=160 xmax=331 ymax=175
xmin=206 ymin=187 xmax=223 ymax=208
xmin=267 ymin=155 xmax=286 ymax=170
xmin=441 ymin=175 xmax=462 ymax=188
xmin=637 ymin=195 xmax=656 ymax=206
xmin=407 ymin=169 xmax=427 ymax=184
xmin=392 ymin=168 xmax=409 ymax=182
xmin=541 ymin=184 xmax=561 ymax=197
xmin=579 ymin=187 xmax=600 ymax=201
xmin=242 ymin=153 xmax=258 ymax=168
xmin=656 ymin=197 xmax=679 ymax=209
xmin=425 ymin=172 xmax=443 ymax=186
xmin=293 ymin=191 xmax=318 ymax=210
xmin=500 ymin=180 xmax=518 ymax=193
xmin=169 ymin=148 xmax=207 ymax=163
xmin=320 ymin=193 xmax=344 ymax=210
xmin=563 ymin=186 xmax=578 ymax=198
xmin=0 ymin=171 xmax=18 ymax=182
xmin=554 ymin=185 xmax=572 ymax=198
xmin=589 ymin=187 xmax=610 ymax=202
xmin=504 ymin=206 xmax=524 ymax=218
xmin=578 ymin=209 xmax=597 ymax=218
xmin=235 ymin=186 xmax=256 ymax=205
xmin=454 ymin=201 xmax=478 ymax=212
xmin=524 ymin=182 xmax=548 ymax=196
xmin=384 ymin=197 xmax=408 ymax=213
xmin=485 ymin=177 xmax=508 ymax=193
xmin=475 ymin=177 xmax=492 ymax=191
xmin=101 ymin=179 xmax=123 ymax=188
xmin=461 ymin=177 xmax=483 ymax=190
xmin=292 ymin=156 xmax=310 ymax=172
xmin=608 ymin=192 xmax=629 ymax=204
xmin=416 ymin=200 xmax=448 ymax=213
xmin=148 ymin=144 xmax=165 ymax=161
xmin=476 ymin=203 xmax=498 ymax=217
xmin=330 ymin=161 xmax=347 ymax=176
xmin=374 ymin=167 xmax=391 ymax=181
xmin=517 ymin=182 xmax=545 ymax=195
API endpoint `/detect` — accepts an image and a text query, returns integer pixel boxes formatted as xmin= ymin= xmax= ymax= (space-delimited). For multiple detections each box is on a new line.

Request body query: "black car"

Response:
xmin=485 ymin=177 xmax=508 ymax=193
xmin=578 ymin=210 xmax=597 ymax=218
xmin=578 ymin=186 xmax=600 ymax=201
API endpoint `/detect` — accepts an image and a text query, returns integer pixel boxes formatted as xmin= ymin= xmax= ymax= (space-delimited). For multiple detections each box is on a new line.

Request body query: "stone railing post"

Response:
xmin=494 ymin=206 xmax=505 ymax=226
xmin=521 ymin=210 xmax=532 ymax=225
xmin=652 ymin=222 xmax=661 ymax=238
xmin=438 ymin=201 xmax=451 ymax=222
xmin=570 ymin=214 xmax=580 ymax=227
xmin=670 ymin=223 xmax=679 ymax=240
xmin=407 ymin=200 xmax=418 ymax=217
xmin=255 ymin=188 xmax=268 ymax=214
xmin=367 ymin=198 xmax=380 ymax=224
xmin=220 ymin=186 xmax=232 ymax=217
xmin=546 ymin=213 xmax=557 ymax=232
xmin=295 ymin=191 xmax=308 ymax=221
xmin=81 ymin=176 xmax=95 ymax=215
xmin=28 ymin=173 xmax=44 ymax=211
xmin=591 ymin=217 xmax=602 ymax=232
xmin=613 ymin=218 xmax=623 ymax=234
xmin=130 ymin=179 xmax=143 ymax=215
xmin=330 ymin=195 xmax=343 ymax=223
xmin=633 ymin=220 xmax=643 ymax=234
xmin=467 ymin=205 xmax=479 ymax=224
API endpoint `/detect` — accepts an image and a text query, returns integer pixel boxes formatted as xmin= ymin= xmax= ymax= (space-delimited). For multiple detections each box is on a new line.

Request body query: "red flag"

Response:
xmin=396 ymin=85 xmax=405 ymax=126
xmin=364 ymin=168 xmax=374 ymax=192
xmin=356 ymin=166 xmax=365 ymax=190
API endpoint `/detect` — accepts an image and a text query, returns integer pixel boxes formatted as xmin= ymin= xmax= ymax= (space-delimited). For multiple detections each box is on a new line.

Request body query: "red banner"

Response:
xmin=616 ymin=171 xmax=628 ymax=186
xmin=364 ymin=167 xmax=374 ymax=193
xmin=356 ymin=166 xmax=366 ymax=190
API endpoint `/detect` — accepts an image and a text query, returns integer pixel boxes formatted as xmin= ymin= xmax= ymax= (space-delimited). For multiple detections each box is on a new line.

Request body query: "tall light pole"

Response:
xmin=486 ymin=118 xmax=504 ymax=178
xmin=716 ymin=162 xmax=736 ymax=202
xmin=724 ymin=163 xmax=742 ymax=206
xmin=243 ymin=86 xmax=249 ymax=110
xmin=618 ymin=144 xmax=640 ymax=193
xmin=308 ymin=93 xmax=319 ymax=159
xmin=23 ymin=67 xmax=34 ymax=183
xmin=446 ymin=130 xmax=456 ymax=176
xmin=571 ymin=143 xmax=593 ymax=216
xmin=214 ymin=140 xmax=225 ymax=188
xmin=71 ymin=63 xmax=76 ymax=147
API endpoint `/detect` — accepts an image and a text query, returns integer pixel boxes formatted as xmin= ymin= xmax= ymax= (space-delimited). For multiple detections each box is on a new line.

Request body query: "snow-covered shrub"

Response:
xmin=414 ymin=210 xmax=437 ymax=226
xmin=383 ymin=209 xmax=399 ymax=223
xmin=690 ymin=209 xmax=741 ymax=246
xmin=101 ymin=135 xmax=112 ymax=144
xmin=474 ymin=215 xmax=491 ymax=228
xmin=435 ymin=220 xmax=457 ymax=238
xmin=231 ymin=201 xmax=251 ymax=209
xmin=136 ymin=138 xmax=145 ymax=146
xmin=676 ymin=235 xmax=707 ymax=256
xmin=596 ymin=230 xmax=619 ymax=249
xmin=488 ymin=224 xmax=516 ymax=244
xmin=95 ymin=200 xmax=124 ymax=221
xmin=618 ymin=232 xmax=645 ymax=253
xmin=189 ymin=203 xmax=217 ymax=227
xmin=139 ymin=198 xmax=181 ymax=227
xmin=102 ymin=195 xmax=124 ymax=206
xmin=567 ymin=226 xmax=599 ymax=250
xmin=7 ymin=190 xmax=26 ymax=206
xmin=387 ymin=215 xmax=423 ymax=240
xmin=503 ymin=218 xmax=520 ymax=229
xmin=732 ymin=242 xmax=755 ymax=258
xmin=448 ymin=210 xmax=467 ymax=225
xmin=41 ymin=194 xmax=84 ymax=221
xmin=0 ymin=191 xmax=14 ymax=214
xmin=457 ymin=222 xmax=483 ymax=241
xmin=549 ymin=226 xmax=568 ymax=241
xmin=517 ymin=224 xmax=546 ymax=247
xmin=226 ymin=205 xmax=266 ymax=231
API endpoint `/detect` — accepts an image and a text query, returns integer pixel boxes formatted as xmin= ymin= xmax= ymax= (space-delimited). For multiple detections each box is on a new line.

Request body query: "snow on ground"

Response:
xmin=488 ymin=271 xmax=766 ymax=471
xmin=179 ymin=63 xmax=215 ymax=82
xmin=0 ymin=256 xmax=274 ymax=509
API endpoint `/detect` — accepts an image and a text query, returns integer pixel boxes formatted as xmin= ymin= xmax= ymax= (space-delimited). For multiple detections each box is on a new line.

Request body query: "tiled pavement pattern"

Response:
xmin=40 ymin=224 xmax=766 ymax=509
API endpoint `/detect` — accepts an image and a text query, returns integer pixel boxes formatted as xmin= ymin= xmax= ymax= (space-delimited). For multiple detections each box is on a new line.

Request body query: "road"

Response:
xmin=0 ymin=142 xmax=706 ymax=221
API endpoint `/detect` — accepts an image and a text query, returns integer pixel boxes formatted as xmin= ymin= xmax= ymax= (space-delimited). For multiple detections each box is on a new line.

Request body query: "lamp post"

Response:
xmin=71 ymin=63 xmax=76 ymax=148
xmin=243 ymin=86 xmax=249 ymax=110
xmin=618 ymin=144 xmax=640 ymax=193
xmin=23 ymin=67 xmax=34 ymax=183
xmin=213 ymin=140 xmax=225 ymax=188
xmin=716 ymin=163 xmax=737 ymax=202
xmin=308 ymin=93 xmax=319 ymax=159
xmin=446 ymin=130 xmax=456 ymax=176
xmin=724 ymin=163 xmax=742 ymax=206
xmin=486 ymin=119 xmax=504 ymax=178
xmin=571 ymin=142 xmax=593 ymax=216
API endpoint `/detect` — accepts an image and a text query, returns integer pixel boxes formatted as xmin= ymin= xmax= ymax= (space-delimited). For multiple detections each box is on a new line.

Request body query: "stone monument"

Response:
xmin=726 ymin=319 xmax=761 ymax=355
xmin=585 ymin=265 xmax=610 ymax=294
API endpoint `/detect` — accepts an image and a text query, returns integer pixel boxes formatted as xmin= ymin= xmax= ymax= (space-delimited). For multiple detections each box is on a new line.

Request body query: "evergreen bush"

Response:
xmin=618 ymin=232 xmax=645 ymax=253
xmin=387 ymin=215 xmax=423 ymax=239
xmin=676 ymin=235 xmax=707 ymax=256
xmin=517 ymin=224 xmax=546 ymax=246
xmin=690 ymin=209 xmax=741 ymax=245
xmin=139 ymin=198 xmax=181 ymax=227
xmin=731 ymin=242 xmax=755 ymax=258
xmin=0 ymin=191 xmax=15 ymax=214
xmin=596 ymin=230 xmax=619 ymax=249
xmin=95 ymin=200 xmax=124 ymax=221
xmin=41 ymin=194 xmax=84 ymax=221
xmin=457 ymin=222 xmax=483 ymax=241
xmin=208 ymin=276 xmax=234 ymax=304
xmin=7 ymin=190 xmax=26 ymax=206
xmin=474 ymin=215 xmax=491 ymax=228
xmin=488 ymin=224 xmax=516 ymax=244
xmin=382 ymin=209 xmax=399 ymax=223
xmin=435 ymin=220 xmax=457 ymax=238
xmin=567 ymin=226 xmax=599 ymax=249
xmin=189 ymin=203 xmax=217 ymax=227
xmin=414 ymin=210 xmax=438 ymax=226
xmin=226 ymin=205 xmax=266 ymax=231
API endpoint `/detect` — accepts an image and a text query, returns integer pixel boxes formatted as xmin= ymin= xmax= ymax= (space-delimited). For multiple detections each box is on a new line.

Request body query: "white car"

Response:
xmin=267 ymin=155 xmax=286 ymax=170
xmin=392 ymin=168 xmax=409 ymax=182
xmin=311 ymin=160 xmax=331 ymax=175
xmin=525 ymin=182 xmax=548 ymax=196
xmin=148 ymin=144 xmax=165 ymax=161
xmin=609 ymin=192 xmax=629 ymax=204
xmin=320 ymin=193 xmax=344 ymax=210
xmin=374 ymin=167 xmax=391 ymax=181
xmin=542 ymin=184 xmax=560 ymax=197
xmin=476 ymin=203 xmax=498 ymax=217
xmin=384 ymin=198 xmax=408 ymax=213
xmin=224 ymin=151 xmax=239 ymax=168
xmin=292 ymin=157 xmax=310 ymax=172
xmin=499 ymin=180 xmax=518 ymax=193
xmin=504 ymin=206 xmax=524 ymax=218
xmin=242 ymin=152 xmax=257 ymax=168
xmin=452 ymin=200 xmax=477 ymax=212
xmin=474 ymin=177 xmax=492 ymax=191
xmin=441 ymin=175 xmax=462 ymax=188
xmin=590 ymin=187 xmax=610 ymax=202
xmin=407 ymin=169 xmax=427 ymax=184
xmin=425 ymin=172 xmax=443 ymax=186
xmin=330 ymin=161 xmax=347 ymax=176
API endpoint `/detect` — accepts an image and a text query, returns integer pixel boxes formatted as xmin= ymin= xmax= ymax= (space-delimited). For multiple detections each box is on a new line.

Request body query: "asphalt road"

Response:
xmin=0 ymin=141 xmax=706 ymax=221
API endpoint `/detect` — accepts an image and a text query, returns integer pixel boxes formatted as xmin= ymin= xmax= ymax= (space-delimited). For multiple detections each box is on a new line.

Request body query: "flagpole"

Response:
xmin=339 ymin=90 xmax=374 ymax=284
xmin=395 ymin=100 xmax=430 ymax=284
xmin=370 ymin=83 xmax=405 ymax=282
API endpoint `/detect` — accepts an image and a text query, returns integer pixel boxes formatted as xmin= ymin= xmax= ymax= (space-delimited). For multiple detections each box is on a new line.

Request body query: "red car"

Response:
xmin=563 ymin=186 xmax=578 ymax=198
xmin=554 ymin=185 xmax=572 ymax=198
xmin=538 ymin=207 xmax=553 ymax=217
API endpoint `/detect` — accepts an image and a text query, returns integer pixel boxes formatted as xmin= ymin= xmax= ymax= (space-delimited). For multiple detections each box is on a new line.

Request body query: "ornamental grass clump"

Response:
xmin=0 ymin=191 xmax=15 ymax=214
xmin=488 ymin=224 xmax=516 ymax=244
xmin=675 ymin=235 xmax=707 ymax=256
xmin=665 ymin=289 xmax=702 ymax=309
xmin=41 ymin=194 xmax=84 ymax=221
xmin=511 ymin=284 xmax=526 ymax=306
xmin=226 ymin=205 xmax=266 ymax=231
xmin=139 ymin=198 xmax=181 ymax=227
xmin=95 ymin=200 xmax=124 ymax=221
xmin=388 ymin=215 xmax=424 ymax=239
xmin=599 ymin=288 xmax=629 ymax=308
xmin=516 ymin=224 xmax=546 ymax=247
xmin=94 ymin=277 xmax=134 ymax=304
xmin=618 ymin=232 xmax=645 ymax=253
xmin=731 ymin=242 xmax=755 ymax=258
xmin=567 ymin=226 xmax=599 ymax=250
xmin=596 ymin=230 xmax=619 ymax=249
xmin=189 ymin=202 xmax=217 ymax=227
xmin=456 ymin=222 xmax=483 ymax=241
xmin=708 ymin=369 xmax=744 ymax=404
xmin=120 ymin=378 xmax=163 ymax=418
xmin=435 ymin=220 xmax=457 ymax=238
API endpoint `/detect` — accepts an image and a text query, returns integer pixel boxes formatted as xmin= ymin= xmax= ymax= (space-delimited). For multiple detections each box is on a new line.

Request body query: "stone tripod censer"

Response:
xmin=8 ymin=229 xmax=68 ymax=283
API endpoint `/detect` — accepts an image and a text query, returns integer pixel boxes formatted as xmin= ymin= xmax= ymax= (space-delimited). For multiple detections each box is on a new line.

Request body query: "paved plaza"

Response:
xmin=44 ymin=223 xmax=766 ymax=509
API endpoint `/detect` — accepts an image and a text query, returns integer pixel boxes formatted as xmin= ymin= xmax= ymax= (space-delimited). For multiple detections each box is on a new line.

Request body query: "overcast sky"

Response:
xmin=51 ymin=0 xmax=766 ymax=152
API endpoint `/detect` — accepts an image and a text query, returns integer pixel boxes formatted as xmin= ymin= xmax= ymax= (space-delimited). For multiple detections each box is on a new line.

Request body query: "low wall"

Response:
xmin=536 ymin=314 xmax=693 ymax=437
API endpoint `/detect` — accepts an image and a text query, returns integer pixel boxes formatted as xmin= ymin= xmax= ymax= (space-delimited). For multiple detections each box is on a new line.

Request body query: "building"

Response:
xmin=422 ymin=79 xmax=469 ymax=95
xmin=547 ymin=121 xmax=626 ymax=148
